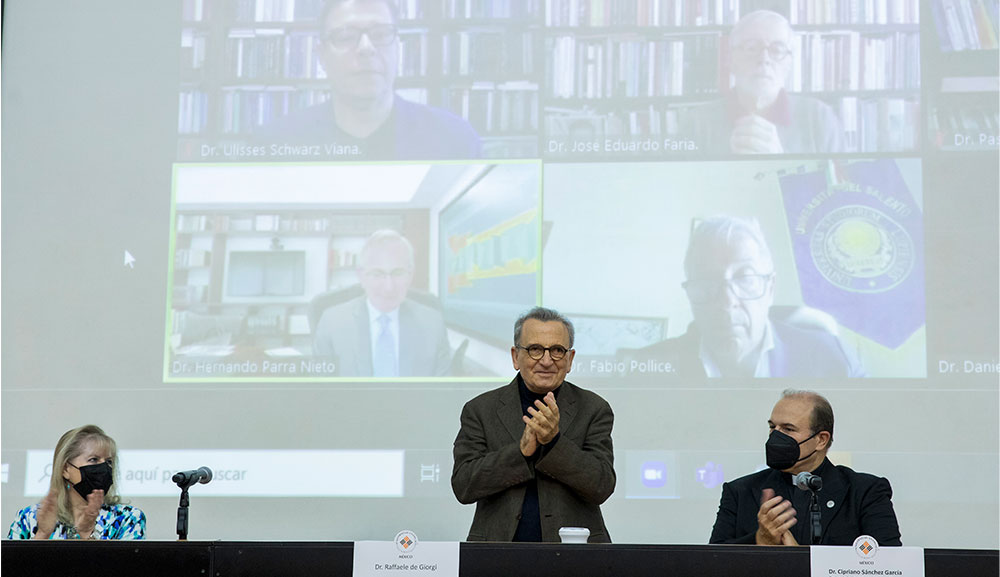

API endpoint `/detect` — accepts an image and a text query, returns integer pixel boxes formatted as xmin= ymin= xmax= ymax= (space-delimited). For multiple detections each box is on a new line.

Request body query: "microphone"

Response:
xmin=793 ymin=471 xmax=823 ymax=492
xmin=172 ymin=467 xmax=213 ymax=488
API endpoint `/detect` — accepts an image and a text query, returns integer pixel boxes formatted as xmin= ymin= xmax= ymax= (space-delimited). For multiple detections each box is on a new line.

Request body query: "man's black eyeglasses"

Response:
xmin=516 ymin=345 xmax=569 ymax=361
xmin=682 ymin=273 xmax=774 ymax=304
xmin=323 ymin=25 xmax=397 ymax=50
xmin=735 ymin=41 xmax=792 ymax=62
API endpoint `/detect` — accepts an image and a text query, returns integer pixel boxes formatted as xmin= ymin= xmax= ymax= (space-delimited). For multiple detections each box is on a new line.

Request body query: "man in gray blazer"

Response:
xmin=452 ymin=307 xmax=615 ymax=542
xmin=312 ymin=230 xmax=450 ymax=377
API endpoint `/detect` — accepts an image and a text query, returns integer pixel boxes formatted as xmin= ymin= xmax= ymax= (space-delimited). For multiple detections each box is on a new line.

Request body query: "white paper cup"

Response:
xmin=558 ymin=527 xmax=590 ymax=544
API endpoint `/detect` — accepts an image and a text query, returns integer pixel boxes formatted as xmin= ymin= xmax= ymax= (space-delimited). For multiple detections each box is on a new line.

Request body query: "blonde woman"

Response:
xmin=8 ymin=425 xmax=145 ymax=539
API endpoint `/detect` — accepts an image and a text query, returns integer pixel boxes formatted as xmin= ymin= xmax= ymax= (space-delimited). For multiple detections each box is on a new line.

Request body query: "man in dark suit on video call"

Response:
xmin=312 ymin=229 xmax=451 ymax=377
xmin=626 ymin=215 xmax=865 ymax=378
xmin=710 ymin=389 xmax=902 ymax=545
xmin=452 ymin=307 xmax=616 ymax=542
xmin=258 ymin=0 xmax=481 ymax=160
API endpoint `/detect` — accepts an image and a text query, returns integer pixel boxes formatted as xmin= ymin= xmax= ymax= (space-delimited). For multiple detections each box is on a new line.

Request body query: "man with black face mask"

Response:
xmin=709 ymin=390 xmax=901 ymax=546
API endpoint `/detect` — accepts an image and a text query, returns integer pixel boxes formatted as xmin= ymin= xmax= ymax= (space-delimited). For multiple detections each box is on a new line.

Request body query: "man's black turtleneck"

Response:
xmin=512 ymin=375 xmax=562 ymax=542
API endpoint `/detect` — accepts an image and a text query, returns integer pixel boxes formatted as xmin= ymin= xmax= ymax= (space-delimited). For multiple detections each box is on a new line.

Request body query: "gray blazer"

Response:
xmin=680 ymin=91 xmax=845 ymax=154
xmin=312 ymin=295 xmax=451 ymax=377
xmin=452 ymin=376 xmax=615 ymax=542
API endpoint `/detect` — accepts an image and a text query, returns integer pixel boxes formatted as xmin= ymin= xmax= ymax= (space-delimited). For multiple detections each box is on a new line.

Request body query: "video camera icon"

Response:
xmin=640 ymin=461 xmax=667 ymax=488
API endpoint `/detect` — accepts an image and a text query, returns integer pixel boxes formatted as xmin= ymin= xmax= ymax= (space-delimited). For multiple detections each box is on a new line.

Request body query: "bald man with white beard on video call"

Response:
xmin=681 ymin=10 xmax=845 ymax=155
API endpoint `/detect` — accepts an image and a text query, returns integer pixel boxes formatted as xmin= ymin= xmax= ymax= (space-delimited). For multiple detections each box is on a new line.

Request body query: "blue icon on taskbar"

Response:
xmin=640 ymin=461 xmax=667 ymax=488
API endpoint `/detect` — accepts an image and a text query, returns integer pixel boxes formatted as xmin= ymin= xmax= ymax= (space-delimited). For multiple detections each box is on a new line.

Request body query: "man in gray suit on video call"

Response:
xmin=312 ymin=229 xmax=450 ymax=377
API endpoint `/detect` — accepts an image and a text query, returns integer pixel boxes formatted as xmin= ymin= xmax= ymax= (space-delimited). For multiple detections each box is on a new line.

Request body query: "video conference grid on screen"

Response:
xmin=165 ymin=0 xmax=998 ymax=384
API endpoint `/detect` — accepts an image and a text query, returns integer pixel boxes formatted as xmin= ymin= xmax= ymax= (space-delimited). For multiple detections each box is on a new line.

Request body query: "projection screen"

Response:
xmin=2 ymin=0 xmax=997 ymax=547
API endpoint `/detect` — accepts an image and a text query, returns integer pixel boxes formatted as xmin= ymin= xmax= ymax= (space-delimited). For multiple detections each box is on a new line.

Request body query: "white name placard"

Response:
xmin=353 ymin=531 xmax=458 ymax=577
xmin=811 ymin=536 xmax=924 ymax=577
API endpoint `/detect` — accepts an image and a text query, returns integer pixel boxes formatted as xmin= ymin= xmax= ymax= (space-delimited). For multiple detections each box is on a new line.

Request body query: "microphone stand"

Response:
xmin=173 ymin=468 xmax=212 ymax=541
xmin=808 ymin=490 xmax=822 ymax=545
xmin=176 ymin=486 xmax=190 ymax=541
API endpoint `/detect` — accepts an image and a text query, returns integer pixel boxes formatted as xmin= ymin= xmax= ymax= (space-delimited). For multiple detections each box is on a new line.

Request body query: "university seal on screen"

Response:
xmin=810 ymin=204 xmax=915 ymax=294
xmin=780 ymin=159 xmax=925 ymax=349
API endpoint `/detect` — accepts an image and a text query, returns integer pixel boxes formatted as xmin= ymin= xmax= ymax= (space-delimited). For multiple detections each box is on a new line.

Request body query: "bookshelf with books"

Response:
xmin=929 ymin=0 xmax=999 ymax=51
xmin=177 ymin=0 xmax=544 ymax=160
xmin=925 ymin=0 xmax=999 ymax=152
xmin=172 ymin=209 xmax=428 ymax=307
xmin=172 ymin=215 xmax=223 ymax=309
xmin=179 ymin=0 xmax=331 ymax=145
xmin=541 ymin=0 xmax=923 ymax=157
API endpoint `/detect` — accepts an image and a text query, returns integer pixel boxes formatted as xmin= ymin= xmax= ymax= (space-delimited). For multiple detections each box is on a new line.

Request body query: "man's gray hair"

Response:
xmin=730 ymin=9 xmax=793 ymax=44
xmin=683 ymin=215 xmax=774 ymax=277
xmin=321 ymin=0 xmax=399 ymax=27
xmin=359 ymin=229 xmax=414 ymax=269
xmin=514 ymin=307 xmax=575 ymax=349
xmin=781 ymin=389 xmax=835 ymax=448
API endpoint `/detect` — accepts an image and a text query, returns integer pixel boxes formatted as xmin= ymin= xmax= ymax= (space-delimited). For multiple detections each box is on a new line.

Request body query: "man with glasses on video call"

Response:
xmin=682 ymin=10 xmax=845 ymax=154
xmin=452 ymin=307 xmax=616 ymax=542
xmin=259 ymin=0 xmax=481 ymax=159
xmin=630 ymin=216 xmax=864 ymax=378
xmin=312 ymin=229 xmax=451 ymax=377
